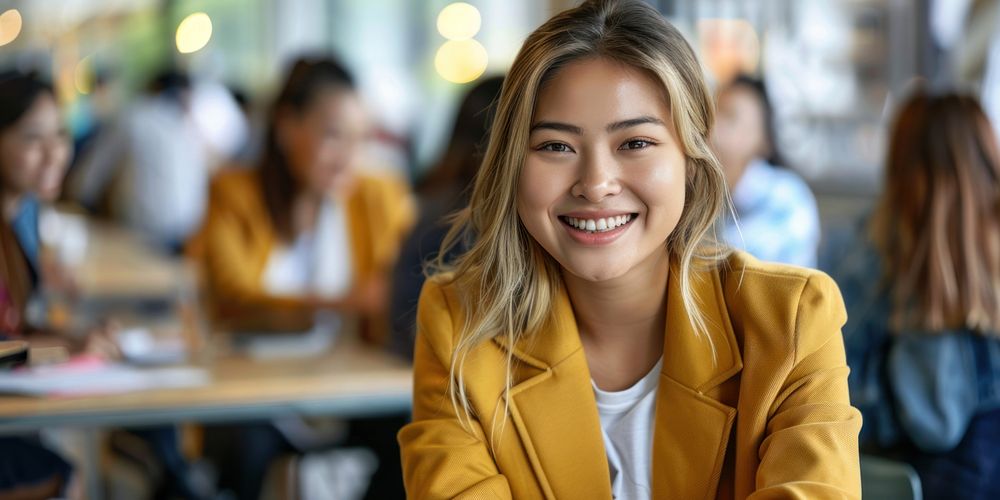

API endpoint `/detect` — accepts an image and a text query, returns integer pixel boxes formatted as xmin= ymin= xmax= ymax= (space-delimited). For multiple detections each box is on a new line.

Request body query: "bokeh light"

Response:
xmin=176 ymin=12 xmax=213 ymax=54
xmin=437 ymin=2 xmax=481 ymax=41
xmin=435 ymin=39 xmax=488 ymax=84
xmin=0 ymin=9 xmax=23 ymax=47
xmin=698 ymin=18 xmax=761 ymax=84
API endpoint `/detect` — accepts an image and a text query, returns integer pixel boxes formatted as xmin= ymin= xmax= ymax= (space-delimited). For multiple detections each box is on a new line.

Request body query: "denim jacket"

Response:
xmin=825 ymin=218 xmax=1000 ymax=452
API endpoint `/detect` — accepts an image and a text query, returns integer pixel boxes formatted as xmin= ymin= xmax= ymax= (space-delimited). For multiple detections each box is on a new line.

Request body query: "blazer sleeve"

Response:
xmin=751 ymin=273 xmax=863 ymax=499
xmin=363 ymin=175 xmax=417 ymax=277
xmin=197 ymin=176 xmax=316 ymax=331
xmin=397 ymin=280 xmax=513 ymax=499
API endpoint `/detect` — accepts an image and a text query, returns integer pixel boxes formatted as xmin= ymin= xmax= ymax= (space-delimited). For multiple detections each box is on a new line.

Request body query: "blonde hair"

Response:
xmin=871 ymin=93 xmax=1000 ymax=334
xmin=431 ymin=0 xmax=731 ymax=429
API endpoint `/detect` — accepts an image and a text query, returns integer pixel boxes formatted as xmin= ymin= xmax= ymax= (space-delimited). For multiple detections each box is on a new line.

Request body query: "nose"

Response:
xmin=570 ymin=148 xmax=621 ymax=202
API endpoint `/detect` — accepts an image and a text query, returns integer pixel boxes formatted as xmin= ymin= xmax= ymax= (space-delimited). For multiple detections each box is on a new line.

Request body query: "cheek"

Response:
xmin=286 ymin=134 xmax=318 ymax=179
xmin=633 ymin=156 xmax=687 ymax=237
xmin=516 ymin=158 xmax=568 ymax=230
xmin=0 ymin=145 xmax=41 ymax=190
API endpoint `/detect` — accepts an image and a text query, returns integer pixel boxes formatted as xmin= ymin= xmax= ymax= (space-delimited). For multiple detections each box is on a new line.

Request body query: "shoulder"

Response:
xmin=209 ymin=168 xmax=261 ymax=205
xmin=352 ymin=172 xmax=412 ymax=200
xmin=754 ymin=163 xmax=816 ymax=206
xmin=719 ymin=251 xmax=847 ymax=362
xmin=351 ymin=172 xmax=416 ymax=233
xmin=414 ymin=275 xmax=466 ymax=364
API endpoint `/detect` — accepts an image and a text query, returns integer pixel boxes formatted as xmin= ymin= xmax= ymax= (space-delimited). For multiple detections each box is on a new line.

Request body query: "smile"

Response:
xmin=559 ymin=214 xmax=635 ymax=233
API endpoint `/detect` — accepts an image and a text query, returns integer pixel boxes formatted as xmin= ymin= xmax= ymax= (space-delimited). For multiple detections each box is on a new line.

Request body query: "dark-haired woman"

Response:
xmin=389 ymin=75 xmax=503 ymax=360
xmin=712 ymin=75 xmax=821 ymax=267
xmin=193 ymin=57 xmax=413 ymax=500
xmin=0 ymin=70 xmax=76 ymax=500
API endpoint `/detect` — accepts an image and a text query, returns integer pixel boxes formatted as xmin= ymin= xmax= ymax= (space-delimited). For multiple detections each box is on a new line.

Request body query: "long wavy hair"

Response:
xmin=871 ymin=93 xmax=1000 ymax=334
xmin=431 ymin=0 xmax=731 ymax=426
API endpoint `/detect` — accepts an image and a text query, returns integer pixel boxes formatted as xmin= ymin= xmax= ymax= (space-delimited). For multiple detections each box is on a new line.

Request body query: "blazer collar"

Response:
xmin=494 ymin=261 xmax=743 ymax=391
xmin=493 ymin=261 xmax=744 ymax=499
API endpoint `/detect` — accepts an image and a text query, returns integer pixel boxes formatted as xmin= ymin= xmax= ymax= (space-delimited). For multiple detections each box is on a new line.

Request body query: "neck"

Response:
xmin=564 ymin=248 xmax=670 ymax=390
xmin=291 ymin=190 xmax=324 ymax=236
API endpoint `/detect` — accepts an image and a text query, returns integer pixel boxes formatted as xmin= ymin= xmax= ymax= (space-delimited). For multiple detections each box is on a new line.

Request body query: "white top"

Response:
xmin=253 ymin=198 xmax=352 ymax=357
xmin=262 ymin=198 xmax=353 ymax=299
xmin=592 ymin=357 xmax=663 ymax=500
xmin=72 ymin=96 xmax=210 ymax=247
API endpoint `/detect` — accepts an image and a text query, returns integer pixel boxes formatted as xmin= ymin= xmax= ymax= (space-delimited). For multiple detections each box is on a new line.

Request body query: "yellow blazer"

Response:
xmin=398 ymin=252 xmax=862 ymax=499
xmin=190 ymin=168 xmax=414 ymax=335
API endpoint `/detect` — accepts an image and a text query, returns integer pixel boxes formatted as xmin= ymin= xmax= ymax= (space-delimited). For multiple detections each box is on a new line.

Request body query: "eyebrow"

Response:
xmin=529 ymin=115 xmax=666 ymax=134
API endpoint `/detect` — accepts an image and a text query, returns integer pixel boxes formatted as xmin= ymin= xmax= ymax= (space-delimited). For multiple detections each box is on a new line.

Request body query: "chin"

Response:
xmin=561 ymin=259 xmax=632 ymax=283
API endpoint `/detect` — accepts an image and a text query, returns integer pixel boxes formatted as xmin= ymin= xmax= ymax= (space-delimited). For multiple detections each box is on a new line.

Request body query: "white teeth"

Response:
xmin=564 ymin=214 xmax=635 ymax=233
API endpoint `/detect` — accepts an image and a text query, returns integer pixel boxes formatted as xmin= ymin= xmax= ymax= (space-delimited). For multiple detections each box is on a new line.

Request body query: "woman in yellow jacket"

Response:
xmin=397 ymin=1 xmax=861 ymax=498
xmin=193 ymin=57 xmax=413 ymax=343
xmin=191 ymin=57 xmax=413 ymax=499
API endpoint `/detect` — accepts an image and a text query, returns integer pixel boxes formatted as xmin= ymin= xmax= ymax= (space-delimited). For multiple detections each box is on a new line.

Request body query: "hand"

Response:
xmin=351 ymin=277 xmax=388 ymax=316
xmin=82 ymin=320 xmax=122 ymax=361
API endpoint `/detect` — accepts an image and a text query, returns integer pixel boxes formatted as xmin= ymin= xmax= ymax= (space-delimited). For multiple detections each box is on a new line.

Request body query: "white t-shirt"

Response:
xmin=262 ymin=198 xmax=353 ymax=299
xmin=592 ymin=357 xmax=663 ymax=500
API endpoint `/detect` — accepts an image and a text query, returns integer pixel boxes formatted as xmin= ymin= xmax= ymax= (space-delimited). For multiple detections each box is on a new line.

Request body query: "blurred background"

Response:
xmin=0 ymin=0 xmax=996 ymax=198
xmin=0 ymin=0 xmax=998 ymax=499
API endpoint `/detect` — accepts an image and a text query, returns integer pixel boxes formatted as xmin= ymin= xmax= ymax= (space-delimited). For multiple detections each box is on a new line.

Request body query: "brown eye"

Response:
xmin=539 ymin=142 xmax=573 ymax=153
xmin=619 ymin=139 xmax=654 ymax=151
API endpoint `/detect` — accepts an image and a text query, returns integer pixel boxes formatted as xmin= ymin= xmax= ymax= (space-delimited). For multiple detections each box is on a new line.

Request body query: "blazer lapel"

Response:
xmin=652 ymin=263 xmax=743 ymax=499
xmin=495 ymin=286 xmax=613 ymax=500
xmin=493 ymin=262 xmax=743 ymax=500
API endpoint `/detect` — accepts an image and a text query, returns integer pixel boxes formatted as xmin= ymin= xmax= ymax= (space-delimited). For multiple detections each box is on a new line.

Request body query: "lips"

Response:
xmin=557 ymin=212 xmax=638 ymax=245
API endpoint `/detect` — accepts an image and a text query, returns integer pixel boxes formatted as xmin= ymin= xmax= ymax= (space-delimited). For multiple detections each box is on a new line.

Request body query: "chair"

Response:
xmin=861 ymin=454 xmax=923 ymax=500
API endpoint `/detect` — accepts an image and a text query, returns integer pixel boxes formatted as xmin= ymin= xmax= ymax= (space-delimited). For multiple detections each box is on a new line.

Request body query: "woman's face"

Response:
xmin=279 ymin=88 xmax=369 ymax=196
xmin=517 ymin=57 xmax=687 ymax=283
xmin=0 ymin=93 xmax=71 ymax=202
xmin=711 ymin=86 xmax=765 ymax=187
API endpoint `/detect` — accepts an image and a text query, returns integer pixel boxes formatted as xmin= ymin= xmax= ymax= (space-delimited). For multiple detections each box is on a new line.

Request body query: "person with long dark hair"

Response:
xmin=830 ymin=93 xmax=1000 ymax=499
xmin=712 ymin=75 xmax=821 ymax=267
xmin=193 ymin=56 xmax=413 ymax=500
xmin=389 ymin=75 xmax=503 ymax=360
xmin=0 ymin=70 xmax=76 ymax=500
xmin=194 ymin=57 xmax=413 ymax=339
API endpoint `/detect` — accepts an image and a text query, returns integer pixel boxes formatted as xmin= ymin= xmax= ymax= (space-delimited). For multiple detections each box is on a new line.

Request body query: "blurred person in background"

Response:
xmin=68 ymin=70 xmax=209 ymax=252
xmin=0 ymin=70 xmax=209 ymax=500
xmin=712 ymin=75 xmax=821 ymax=268
xmin=388 ymin=75 xmax=503 ymax=360
xmin=192 ymin=56 xmax=413 ymax=500
xmin=0 ymin=70 xmax=77 ymax=500
xmin=828 ymin=93 xmax=1000 ymax=499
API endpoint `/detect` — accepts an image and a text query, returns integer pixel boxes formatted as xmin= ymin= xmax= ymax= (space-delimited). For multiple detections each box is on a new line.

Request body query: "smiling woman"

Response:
xmin=397 ymin=1 xmax=862 ymax=499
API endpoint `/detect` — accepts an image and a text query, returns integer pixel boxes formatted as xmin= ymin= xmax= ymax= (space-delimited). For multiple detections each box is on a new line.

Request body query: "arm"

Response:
xmin=397 ymin=280 xmax=512 ymax=499
xmin=751 ymin=273 xmax=863 ymax=499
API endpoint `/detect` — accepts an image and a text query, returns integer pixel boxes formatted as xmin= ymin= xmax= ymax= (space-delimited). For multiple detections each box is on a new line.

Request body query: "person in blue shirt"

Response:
xmin=711 ymin=75 xmax=820 ymax=268
xmin=826 ymin=93 xmax=1000 ymax=500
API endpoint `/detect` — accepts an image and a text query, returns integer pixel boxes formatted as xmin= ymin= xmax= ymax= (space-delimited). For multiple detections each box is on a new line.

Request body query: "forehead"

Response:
xmin=533 ymin=57 xmax=670 ymax=124
xmin=717 ymin=85 xmax=762 ymax=112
